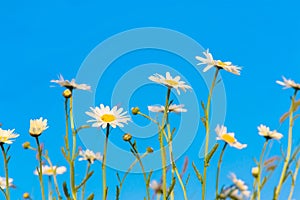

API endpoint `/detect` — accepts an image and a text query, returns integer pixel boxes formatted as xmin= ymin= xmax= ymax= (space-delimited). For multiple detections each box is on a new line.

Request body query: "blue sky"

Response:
xmin=1 ymin=0 xmax=300 ymax=199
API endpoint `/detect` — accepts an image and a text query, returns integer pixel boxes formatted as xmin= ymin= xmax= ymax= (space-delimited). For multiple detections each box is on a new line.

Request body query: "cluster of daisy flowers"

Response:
xmin=0 ymin=49 xmax=299 ymax=200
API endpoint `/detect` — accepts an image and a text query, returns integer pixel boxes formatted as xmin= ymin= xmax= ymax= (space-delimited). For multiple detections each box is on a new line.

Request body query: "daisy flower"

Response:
xmin=195 ymin=49 xmax=241 ymax=75
xmin=276 ymin=76 xmax=300 ymax=90
xmin=78 ymin=149 xmax=102 ymax=164
xmin=257 ymin=124 xmax=283 ymax=140
xmin=219 ymin=186 xmax=243 ymax=200
xmin=86 ymin=104 xmax=131 ymax=129
xmin=51 ymin=74 xmax=91 ymax=91
xmin=34 ymin=165 xmax=67 ymax=176
xmin=229 ymin=173 xmax=251 ymax=198
xmin=149 ymin=180 xmax=163 ymax=194
xmin=0 ymin=176 xmax=13 ymax=189
xmin=215 ymin=125 xmax=247 ymax=149
xmin=148 ymin=72 xmax=191 ymax=95
xmin=148 ymin=104 xmax=187 ymax=113
xmin=0 ymin=128 xmax=19 ymax=145
xmin=29 ymin=117 xmax=48 ymax=137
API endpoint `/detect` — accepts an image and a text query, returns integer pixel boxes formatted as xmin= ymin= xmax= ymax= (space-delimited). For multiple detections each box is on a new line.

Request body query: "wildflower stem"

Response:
xmin=203 ymin=68 xmax=219 ymax=200
xmin=288 ymin=159 xmax=300 ymax=200
xmin=48 ymin=176 xmax=52 ymax=200
xmin=137 ymin=112 xmax=160 ymax=126
xmin=215 ymin=142 xmax=227 ymax=199
xmin=102 ymin=125 xmax=110 ymax=200
xmin=257 ymin=139 xmax=268 ymax=200
xmin=274 ymin=92 xmax=297 ymax=199
xmin=81 ymin=162 xmax=91 ymax=200
xmin=35 ymin=137 xmax=46 ymax=200
xmin=0 ymin=144 xmax=9 ymax=200
xmin=44 ymin=155 xmax=62 ymax=200
xmin=64 ymin=98 xmax=70 ymax=158
xmin=69 ymin=95 xmax=77 ymax=199
xmin=160 ymin=88 xmax=171 ymax=199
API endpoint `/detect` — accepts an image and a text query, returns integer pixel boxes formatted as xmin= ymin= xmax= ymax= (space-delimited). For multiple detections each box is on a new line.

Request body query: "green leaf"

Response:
xmin=116 ymin=186 xmax=120 ymax=200
xmin=116 ymin=172 xmax=121 ymax=184
xmin=86 ymin=193 xmax=95 ymax=200
xmin=192 ymin=162 xmax=203 ymax=184
xmin=166 ymin=177 xmax=176 ymax=199
xmin=206 ymin=143 xmax=219 ymax=164
xmin=62 ymin=182 xmax=70 ymax=199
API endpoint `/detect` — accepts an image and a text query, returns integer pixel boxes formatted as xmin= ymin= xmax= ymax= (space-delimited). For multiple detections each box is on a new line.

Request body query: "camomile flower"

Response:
xmin=34 ymin=165 xmax=67 ymax=176
xmin=215 ymin=125 xmax=247 ymax=149
xmin=149 ymin=180 xmax=163 ymax=194
xmin=229 ymin=173 xmax=251 ymax=198
xmin=195 ymin=49 xmax=241 ymax=75
xmin=219 ymin=186 xmax=243 ymax=200
xmin=29 ymin=117 xmax=48 ymax=137
xmin=0 ymin=128 xmax=19 ymax=145
xmin=86 ymin=104 xmax=131 ymax=129
xmin=148 ymin=104 xmax=187 ymax=113
xmin=51 ymin=74 xmax=91 ymax=91
xmin=0 ymin=176 xmax=13 ymax=189
xmin=148 ymin=72 xmax=191 ymax=95
xmin=257 ymin=124 xmax=283 ymax=140
xmin=78 ymin=149 xmax=102 ymax=164
xmin=276 ymin=76 xmax=300 ymax=90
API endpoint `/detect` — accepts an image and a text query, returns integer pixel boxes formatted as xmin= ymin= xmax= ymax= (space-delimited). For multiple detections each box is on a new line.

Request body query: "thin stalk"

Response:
xmin=257 ymin=140 xmax=268 ymax=200
xmin=35 ymin=137 xmax=46 ymax=200
xmin=102 ymin=125 xmax=110 ymax=200
xmin=81 ymin=163 xmax=91 ymax=200
xmin=48 ymin=176 xmax=52 ymax=200
xmin=215 ymin=142 xmax=227 ymax=199
xmin=274 ymin=92 xmax=297 ymax=199
xmin=160 ymin=88 xmax=171 ymax=199
xmin=288 ymin=159 xmax=300 ymax=200
xmin=44 ymin=155 xmax=62 ymax=200
xmin=0 ymin=144 xmax=10 ymax=200
xmin=202 ymin=68 xmax=219 ymax=200
xmin=64 ymin=98 xmax=70 ymax=159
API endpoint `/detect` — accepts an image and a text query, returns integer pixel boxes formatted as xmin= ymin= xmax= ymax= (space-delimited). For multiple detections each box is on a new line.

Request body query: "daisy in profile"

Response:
xmin=148 ymin=72 xmax=191 ymax=95
xmin=0 ymin=128 xmax=19 ymax=145
xmin=148 ymin=104 xmax=187 ymax=113
xmin=0 ymin=176 xmax=14 ymax=189
xmin=78 ymin=149 xmax=102 ymax=164
xmin=86 ymin=104 xmax=131 ymax=129
xmin=257 ymin=124 xmax=283 ymax=140
xmin=34 ymin=165 xmax=67 ymax=176
xmin=51 ymin=74 xmax=91 ymax=91
xmin=149 ymin=180 xmax=163 ymax=194
xmin=215 ymin=125 xmax=247 ymax=149
xmin=276 ymin=76 xmax=300 ymax=90
xmin=195 ymin=49 xmax=241 ymax=75
xmin=229 ymin=173 xmax=251 ymax=198
xmin=29 ymin=117 xmax=48 ymax=137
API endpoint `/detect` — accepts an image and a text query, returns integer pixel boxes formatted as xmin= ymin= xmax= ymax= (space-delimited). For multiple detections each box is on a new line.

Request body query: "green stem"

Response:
xmin=288 ymin=159 xmax=300 ymax=200
xmin=257 ymin=140 xmax=268 ymax=200
xmin=35 ymin=137 xmax=46 ymax=200
xmin=44 ymin=155 xmax=62 ymax=200
xmin=64 ymin=98 xmax=70 ymax=159
xmin=48 ymin=176 xmax=52 ymax=200
xmin=215 ymin=142 xmax=227 ymax=199
xmin=274 ymin=93 xmax=297 ymax=199
xmin=0 ymin=144 xmax=9 ymax=200
xmin=160 ymin=88 xmax=171 ymax=199
xmin=202 ymin=68 xmax=219 ymax=200
xmin=81 ymin=163 xmax=91 ymax=200
xmin=102 ymin=125 xmax=110 ymax=200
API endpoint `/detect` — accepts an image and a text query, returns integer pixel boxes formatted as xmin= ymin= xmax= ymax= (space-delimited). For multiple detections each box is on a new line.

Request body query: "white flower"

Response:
xmin=276 ymin=76 xmax=300 ymax=90
xmin=29 ymin=117 xmax=48 ymax=137
xmin=51 ymin=74 xmax=91 ymax=90
xmin=34 ymin=165 xmax=67 ymax=176
xmin=257 ymin=124 xmax=283 ymax=140
xmin=0 ymin=176 xmax=13 ymax=189
xmin=148 ymin=72 xmax=191 ymax=95
xmin=219 ymin=186 xmax=243 ymax=200
xmin=150 ymin=180 xmax=163 ymax=194
xmin=215 ymin=125 xmax=247 ymax=149
xmin=195 ymin=49 xmax=241 ymax=75
xmin=148 ymin=104 xmax=187 ymax=113
xmin=79 ymin=149 xmax=102 ymax=164
xmin=0 ymin=128 xmax=19 ymax=145
xmin=86 ymin=104 xmax=131 ymax=129
xmin=229 ymin=173 xmax=251 ymax=198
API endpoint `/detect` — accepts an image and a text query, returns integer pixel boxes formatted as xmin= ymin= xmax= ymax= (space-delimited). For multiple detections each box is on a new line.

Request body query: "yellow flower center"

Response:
xmin=216 ymin=61 xmax=229 ymax=68
xmin=221 ymin=134 xmax=235 ymax=143
xmin=0 ymin=136 xmax=8 ymax=142
xmin=165 ymin=79 xmax=178 ymax=87
xmin=44 ymin=168 xmax=54 ymax=174
xmin=101 ymin=114 xmax=116 ymax=122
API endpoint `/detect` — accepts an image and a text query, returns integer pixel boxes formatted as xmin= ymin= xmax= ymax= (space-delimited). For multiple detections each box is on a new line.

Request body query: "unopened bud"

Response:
xmin=131 ymin=107 xmax=140 ymax=115
xmin=251 ymin=166 xmax=259 ymax=178
xmin=146 ymin=147 xmax=154 ymax=153
xmin=22 ymin=142 xmax=31 ymax=149
xmin=63 ymin=89 xmax=72 ymax=98
xmin=123 ymin=133 xmax=132 ymax=142
xmin=23 ymin=192 xmax=30 ymax=199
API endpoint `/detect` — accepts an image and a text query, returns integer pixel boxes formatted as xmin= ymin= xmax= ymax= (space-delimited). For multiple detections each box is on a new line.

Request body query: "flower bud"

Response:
xmin=123 ymin=133 xmax=132 ymax=142
xmin=146 ymin=147 xmax=154 ymax=153
xmin=22 ymin=142 xmax=31 ymax=149
xmin=23 ymin=192 xmax=30 ymax=199
xmin=251 ymin=166 xmax=259 ymax=178
xmin=63 ymin=89 xmax=72 ymax=98
xmin=131 ymin=107 xmax=140 ymax=115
